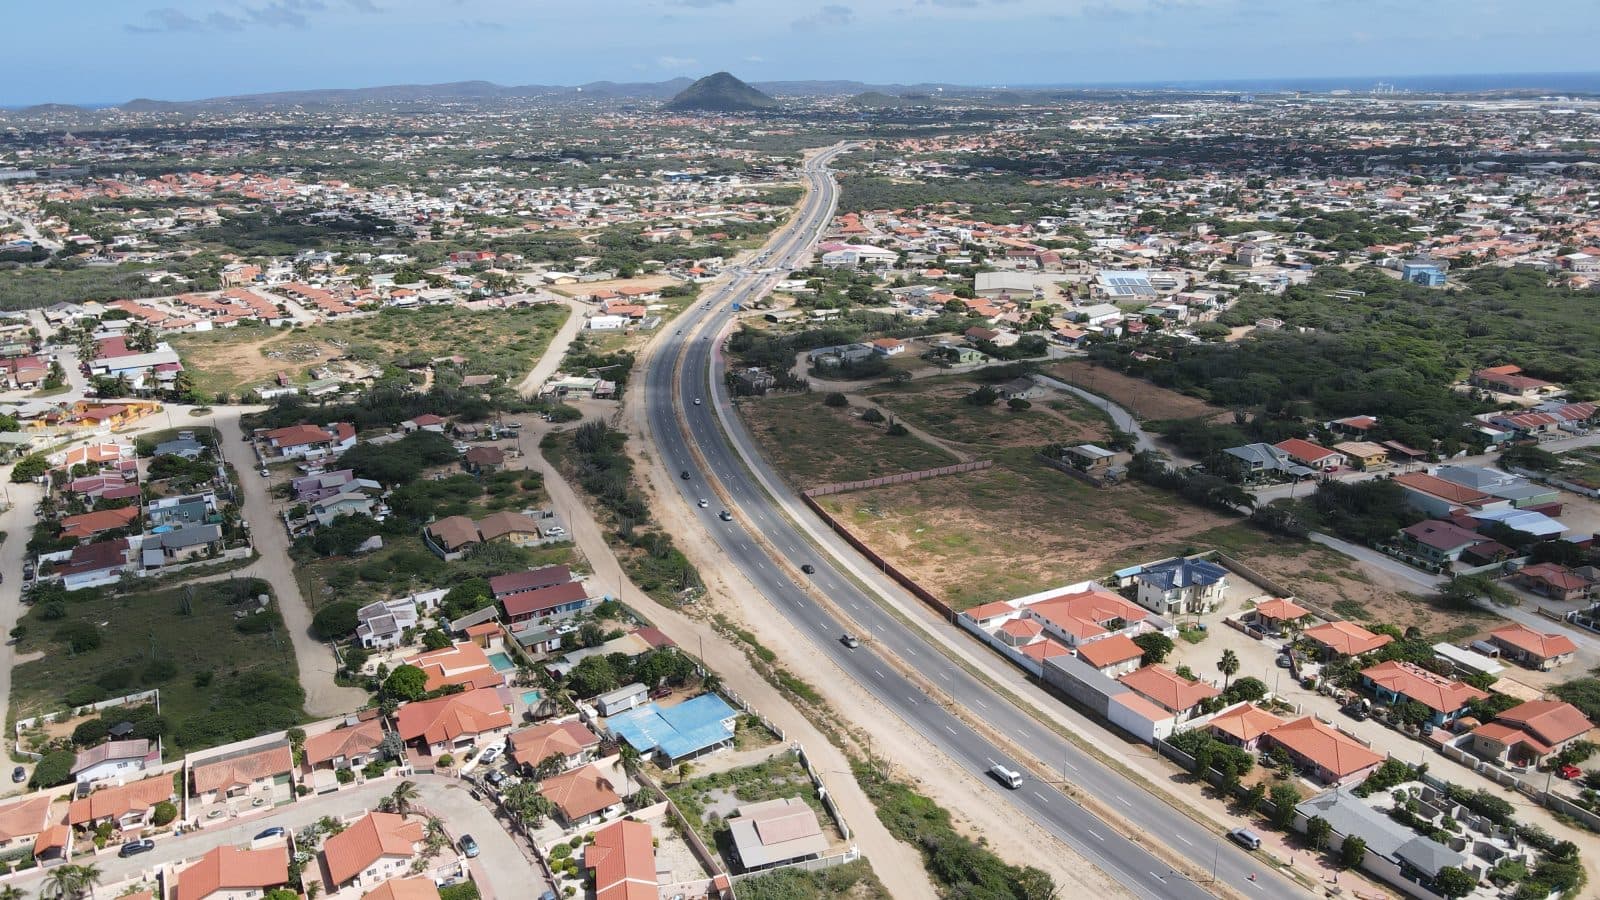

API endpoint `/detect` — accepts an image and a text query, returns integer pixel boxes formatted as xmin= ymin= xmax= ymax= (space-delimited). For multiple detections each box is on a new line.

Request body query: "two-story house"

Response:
xmin=320 ymin=812 xmax=425 ymax=891
xmin=1131 ymin=557 xmax=1228 ymax=616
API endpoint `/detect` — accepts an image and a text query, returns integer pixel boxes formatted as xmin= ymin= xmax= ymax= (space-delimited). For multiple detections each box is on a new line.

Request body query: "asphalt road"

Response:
xmin=639 ymin=145 xmax=1304 ymax=898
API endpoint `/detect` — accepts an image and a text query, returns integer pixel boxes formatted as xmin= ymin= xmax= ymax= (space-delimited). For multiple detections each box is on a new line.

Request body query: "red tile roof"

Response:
xmin=175 ymin=845 xmax=289 ymax=900
xmin=1493 ymin=700 xmax=1592 ymax=747
xmin=362 ymin=879 xmax=441 ymax=900
xmin=1118 ymin=666 xmax=1220 ymax=712
xmin=395 ymin=690 xmax=511 ymax=746
xmin=67 ymin=775 xmax=173 ymax=825
xmin=1207 ymin=704 xmax=1288 ymax=745
xmin=302 ymin=720 xmax=386 ymax=767
xmin=1025 ymin=589 xmax=1147 ymax=641
xmin=1361 ymin=660 xmax=1488 ymax=713
xmin=322 ymin=812 xmax=425 ymax=885
xmin=1489 ymin=623 xmax=1578 ymax=661
xmin=1076 ymin=634 xmax=1144 ymax=668
xmin=587 ymin=819 xmax=657 ymax=900
xmin=539 ymin=764 xmax=622 ymax=821
xmin=190 ymin=745 xmax=293 ymax=795
xmin=1274 ymin=438 xmax=1339 ymax=464
xmin=1266 ymin=716 xmax=1383 ymax=779
xmin=1303 ymin=621 xmax=1393 ymax=656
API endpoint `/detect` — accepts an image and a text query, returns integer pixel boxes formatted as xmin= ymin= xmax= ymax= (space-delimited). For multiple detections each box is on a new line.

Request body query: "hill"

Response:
xmin=663 ymin=72 xmax=778 ymax=113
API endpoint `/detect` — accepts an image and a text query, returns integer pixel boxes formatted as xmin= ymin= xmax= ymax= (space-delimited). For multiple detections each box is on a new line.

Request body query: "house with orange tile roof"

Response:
xmin=394 ymin=691 xmax=512 ymax=756
xmin=1360 ymin=660 xmax=1488 ymax=726
xmin=67 ymin=775 xmax=176 ymax=830
xmin=188 ymin=743 xmax=295 ymax=803
xmin=586 ymin=819 xmax=657 ymax=900
xmin=1302 ymin=621 xmax=1393 ymax=660
xmin=1020 ymin=587 xmax=1153 ymax=648
xmin=1467 ymin=700 xmax=1592 ymax=767
xmin=1393 ymin=472 xmax=1508 ymax=517
xmin=1250 ymin=598 xmax=1311 ymax=634
xmin=59 ymin=506 xmax=140 ymax=541
xmin=1261 ymin=716 xmax=1383 ymax=786
xmin=174 ymin=844 xmax=290 ymax=900
xmin=402 ymin=641 xmax=504 ymax=692
xmin=302 ymin=719 xmax=387 ymax=774
xmin=0 ymin=794 xmax=54 ymax=852
xmin=508 ymin=720 xmax=600 ymax=775
xmin=1272 ymin=438 xmax=1346 ymax=471
xmin=1117 ymin=666 xmax=1220 ymax=722
xmin=1205 ymin=702 xmax=1288 ymax=751
xmin=320 ymin=812 xmax=426 ymax=890
xmin=1487 ymin=623 xmax=1578 ymax=671
xmin=539 ymin=764 xmax=625 ymax=827
xmin=1513 ymin=562 xmax=1592 ymax=603
xmin=1075 ymin=633 xmax=1145 ymax=677
xmin=361 ymin=878 xmax=440 ymax=900
xmin=1471 ymin=365 xmax=1560 ymax=401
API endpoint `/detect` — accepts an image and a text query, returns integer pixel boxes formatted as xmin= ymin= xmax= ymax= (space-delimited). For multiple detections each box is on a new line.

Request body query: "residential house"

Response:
xmin=502 ymin=581 xmax=595 ymax=624
xmin=1251 ymin=598 xmax=1311 ymax=635
xmin=1400 ymin=259 xmax=1448 ymax=287
xmin=303 ymin=719 xmax=387 ymax=774
xmin=355 ymin=599 xmax=419 ymax=649
xmin=1221 ymin=443 xmax=1312 ymax=481
xmin=58 ymin=538 xmax=133 ymax=590
xmin=1131 ymin=557 xmax=1228 ymax=616
xmin=424 ymin=516 xmax=481 ymax=560
xmin=401 ymin=414 xmax=447 ymax=434
xmin=1487 ymin=623 xmax=1579 ymax=670
xmin=489 ymin=565 xmax=572 ymax=599
xmin=475 ymin=511 xmax=543 ymax=547
xmin=1273 ymin=438 xmax=1346 ymax=471
xmin=1393 ymin=472 xmax=1510 ymax=518
xmin=1472 ymin=365 xmax=1559 ymax=400
xmin=1331 ymin=441 xmax=1389 ymax=470
xmin=173 ymin=844 xmax=290 ymax=900
xmin=1205 ymin=703 xmax=1288 ymax=751
xmin=1116 ymin=666 xmax=1220 ymax=723
xmin=1433 ymin=466 xmax=1559 ymax=509
xmin=462 ymin=446 xmax=505 ymax=473
xmin=1399 ymin=519 xmax=1484 ymax=565
xmin=361 ymin=879 xmax=441 ymax=900
xmin=188 ymin=743 xmax=295 ymax=804
xmin=70 ymin=739 xmax=157 ymax=785
xmin=606 ymin=693 xmax=738 ymax=764
xmin=1261 ymin=716 xmax=1384 ymax=786
xmin=508 ymin=721 xmax=601 ymax=775
xmin=1468 ymin=701 xmax=1593 ymax=767
xmin=320 ymin=812 xmax=426 ymax=891
xmin=1061 ymin=444 xmax=1118 ymax=474
xmin=1360 ymin=660 xmax=1487 ymax=726
xmin=60 ymin=506 xmax=139 ymax=541
xmin=394 ymin=691 xmax=512 ymax=756
xmin=260 ymin=423 xmax=356 ymax=460
xmin=539 ymin=764 xmax=626 ymax=828
xmin=1302 ymin=621 xmax=1394 ymax=660
xmin=66 ymin=775 xmax=175 ymax=831
xmin=727 ymin=798 xmax=828 ymax=872
xmin=1074 ymin=634 xmax=1144 ymax=677
xmin=140 ymin=524 xmax=223 ymax=568
xmin=995 ymin=376 xmax=1044 ymax=402
xmin=403 ymin=642 xmax=503 ymax=692
xmin=1019 ymin=587 xmax=1154 ymax=648
xmin=585 ymin=819 xmax=658 ymax=900
xmin=1294 ymin=789 xmax=1466 ymax=893
xmin=0 ymin=795 xmax=52 ymax=852
xmin=867 ymin=338 xmax=906 ymax=356
xmin=1515 ymin=563 xmax=1591 ymax=602
xmin=308 ymin=483 xmax=378 ymax=527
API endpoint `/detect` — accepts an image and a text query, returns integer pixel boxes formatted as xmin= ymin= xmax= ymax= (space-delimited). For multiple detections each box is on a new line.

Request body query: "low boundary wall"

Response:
xmin=804 ymin=459 xmax=991 ymax=497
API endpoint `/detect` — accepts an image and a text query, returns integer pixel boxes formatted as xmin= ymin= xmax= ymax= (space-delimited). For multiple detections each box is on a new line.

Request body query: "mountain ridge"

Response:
xmin=663 ymin=72 xmax=777 ymax=113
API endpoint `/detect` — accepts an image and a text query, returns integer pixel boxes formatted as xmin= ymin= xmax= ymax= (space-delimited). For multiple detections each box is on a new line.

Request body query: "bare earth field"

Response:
xmin=549 ymin=274 xmax=677 ymax=297
xmin=1048 ymin=360 xmax=1227 ymax=423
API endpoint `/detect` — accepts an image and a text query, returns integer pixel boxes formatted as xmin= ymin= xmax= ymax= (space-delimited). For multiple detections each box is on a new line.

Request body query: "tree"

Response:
xmin=383 ymin=665 xmax=429 ymax=701
xmin=1133 ymin=632 xmax=1173 ymax=665
xmin=1217 ymin=649 xmax=1240 ymax=688
xmin=1268 ymin=785 xmax=1301 ymax=830
xmin=380 ymin=731 xmax=406 ymax=761
xmin=11 ymin=453 xmax=48 ymax=483
xmin=1305 ymin=815 xmax=1332 ymax=851
xmin=1240 ymin=783 xmax=1267 ymax=813
xmin=390 ymin=780 xmax=420 ymax=818
xmin=1340 ymin=835 xmax=1367 ymax=869
xmin=43 ymin=864 xmax=102 ymax=900
xmin=533 ymin=753 xmax=567 ymax=780
xmin=965 ymin=384 xmax=999 ymax=406
xmin=31 ymin=749 xmax=76 ymax=788
xmin=1433 ymin=866 xmax=1477 ymax=899
xmin=151 ymin=801 xmax=178 ymax=826
xmin=1440 ymin=573 xmax=1511 ymax=610
xmin=1007 ymin=397 xmax=1031 ymax=411
xmin=310 ymin=601 xmax=360 ymax=640
xmin=823 ymin=392 xmax=848 ymax=408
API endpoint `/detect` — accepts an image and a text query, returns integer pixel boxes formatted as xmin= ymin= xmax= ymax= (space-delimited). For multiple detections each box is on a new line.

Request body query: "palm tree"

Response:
xmin=1218 ymin=649 xmax=1240 ymax=689
xmin=0 ymin=883 xmax=27 ymax=900
xmin=43 ymin=864 xmax=101 ymax=900
xmin=617 ymin=744 xmax=642 ymax=777
xmin=389 ymin=780 xmax=420 ymax=818
xmin=304 ymin=884 xmax=322 ymax=900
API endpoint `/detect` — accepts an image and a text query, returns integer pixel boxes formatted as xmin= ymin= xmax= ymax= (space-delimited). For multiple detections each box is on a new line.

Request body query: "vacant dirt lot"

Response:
xmin=550 ymin=274 xmax=677 ymax=298
xmin=868 ymin=377 xmax=1107 ymax=450
xmin=1049 ymin=360 xmax=1227 ymax=423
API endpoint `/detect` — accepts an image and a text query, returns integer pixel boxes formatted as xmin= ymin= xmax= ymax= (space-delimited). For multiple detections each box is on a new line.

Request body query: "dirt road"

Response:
xmin=516 ymin=299 xmax=584 ymax=398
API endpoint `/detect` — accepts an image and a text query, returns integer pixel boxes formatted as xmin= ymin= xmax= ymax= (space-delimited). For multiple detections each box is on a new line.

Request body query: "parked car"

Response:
xmin=10 ymin=766 xmax=23 ymax=783
xmin=259 ymin=467 xmax=270 ymax=477
xmin=484 ymin=770 xmax=506 ymax=787
xmin=698 ymin=498 xmax=709 ymax=508
xmin=1275 ymin=654 xmax=1293 ymax=669
xmin=1342 ymin=700 xmax=1370 ymax=721
xmin=1559 ymin=764 xmax=1584 ymax=780
xmin=479 ymin=746 xmax=500 ymax=764
xmin=459 ymin=835 xmax=480 ymax=858
xmin=119 ymin=838 xmax=156 ymax=856
xmin=254 ymin=827 xmax=285 ymax=841
xmin=1227 ymin=828 xmax=1262 ymax=851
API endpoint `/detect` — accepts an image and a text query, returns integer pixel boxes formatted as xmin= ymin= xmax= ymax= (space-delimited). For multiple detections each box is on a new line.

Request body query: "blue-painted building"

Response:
xmin=1400 ymin=259 xmax=1447 ymax=287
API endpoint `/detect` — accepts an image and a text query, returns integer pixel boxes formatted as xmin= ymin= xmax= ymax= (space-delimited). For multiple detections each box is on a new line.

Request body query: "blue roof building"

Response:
xmin=606 ymin=693 xmax=738 ymax=763
xmin=1400 ymin=259 xmax=1447 ymax=287
xmin=1132 ymin=557 xmax=1230 ymax=616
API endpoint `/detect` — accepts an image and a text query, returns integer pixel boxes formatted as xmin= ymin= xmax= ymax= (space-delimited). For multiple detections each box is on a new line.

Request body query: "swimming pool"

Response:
xmin=487 ymin=652 xmax=515 ymax=672
xmin=520 ymin=689 xmax=542 ymax=707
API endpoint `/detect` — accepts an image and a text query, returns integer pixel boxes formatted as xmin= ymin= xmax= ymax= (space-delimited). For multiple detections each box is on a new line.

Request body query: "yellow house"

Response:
xmin=476 ymin=511 xmax=544 ymax=547
xmin=1333 ymin=440 xmax=1390 ymax=470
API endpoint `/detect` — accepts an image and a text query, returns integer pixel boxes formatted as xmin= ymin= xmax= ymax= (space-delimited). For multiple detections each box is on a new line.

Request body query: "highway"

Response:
xmin=639 ymin=144 xmax=1304 ymax=898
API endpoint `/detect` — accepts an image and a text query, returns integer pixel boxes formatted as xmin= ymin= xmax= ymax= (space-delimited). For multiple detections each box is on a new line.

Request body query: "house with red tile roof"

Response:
xmin=1394 ymin=472 xmax=1508 ymax=518
xmin=1360 ymin=660 xmax=1488 ymax=726
xmin=1303 ymin=621 xmax=1393 ymax=659
xmin=1400 ymin=519 xmax=1486 ymax=564
xmin=320 ymin=812 xmax=426 ymax=889
xmin=260 ymin=422 xmax=356 ymax=459
xmin=1487 ymin=623 xmax=1578 ymax=671
xmin=1260 ymin=716 xmax=1383 ymax=786
xmin=0 ymin=795 xmax=56 ymax=853
xmin=1514 ymin=563 xmax=1592 ymax=603
xmin=302 ymin=719 xmax=387 ymax=774
xmin=1467 ymin=700 xmax=1592 ymax=767
xmin=586 ymin=819 xmax=656 ymax=900
xmin=539 ymin=764 xmax=625 ymax=827
xmin=1205 ymin=703 xmax=1288 ymax=751
xmin=1117 ymin=666 xmax=1219 ymax=722
xmin=361 ymin=878 xmax=440 ymax=900
xmin=1075 ymin=633 xmax=1144 ymax=677
xmin=189 ymin=744 xmax=295 ymax=803
xmin=1022 ymin=587 xmax=1152 ymax=647
xmin=394 ymin=690 xmax=512 ymax=756
xmin=402 ymin=641 xmax=503 ymax=692
xmin=174 ymin=844 xmax=289 ymax=900
xmin=1471 ymin=365 xmax=1560 ymax=400
xmin=1251 ymin=598 xmax=1311 ymax=634
xmin=67 ymin=775 xmax=176 ymax=829
xmin=1273 ymin=438 xmax=1346 ymax=471
xmin=509 ymin=721 xmax=601 ymax=774
xmin=59 ymin=506 xmax=139 ymax=541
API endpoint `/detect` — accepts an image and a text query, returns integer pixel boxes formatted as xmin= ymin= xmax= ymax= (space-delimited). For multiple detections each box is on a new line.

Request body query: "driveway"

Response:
xmin=516 ymin=299 xmax=585 ymax=399
xmin=7 ymin=776 xmax=547 ymax=900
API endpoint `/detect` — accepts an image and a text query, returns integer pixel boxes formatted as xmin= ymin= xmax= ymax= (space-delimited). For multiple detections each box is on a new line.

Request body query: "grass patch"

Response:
xmin=12 ymin=578 xmax=304 ymax=753
xmin=1332 ymin=600 xmax=1373 ymax=620
xmin=740 ymin=392 xmax=958 ymax=487
xmin=733 ymin=858 xmax=889 ymax=900
xmin=666 ymin=753 xmax=831 ymax=851
xmin=1179 ymin=628 xmax=1210 ymax=644
xmin=302 ymin=533 xmax=575 ymax=612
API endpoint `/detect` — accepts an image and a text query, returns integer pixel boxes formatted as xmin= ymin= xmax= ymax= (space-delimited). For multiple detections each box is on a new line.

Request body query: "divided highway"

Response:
xmin=640 ymin=145 xmax=1303 ymax=898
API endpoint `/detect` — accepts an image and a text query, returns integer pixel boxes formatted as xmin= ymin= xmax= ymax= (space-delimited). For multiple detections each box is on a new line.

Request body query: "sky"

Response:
xmin=5 ymin=0 xmax=1600 ymax=106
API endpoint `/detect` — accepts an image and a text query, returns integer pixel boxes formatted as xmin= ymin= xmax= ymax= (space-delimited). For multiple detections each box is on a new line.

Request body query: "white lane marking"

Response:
xmin=906 ymin=695 xmax=918 ymax=704
xmin=937 ymin=670 xmax=951 ymax=682
xmin=1149 ymin=872 xmax=1163 ymax=882
xmin=1248 ymin=879 xmax=1264 ymax=891
xmin=975 ymin=699 xmax=989 ymax=710
xmin=1031 ymin=791 xmax=1049 ymax=803
xmin=1087 ymin=829 xmax=1104 ymax=842
xmin=1062 ymin=760 xmax=1078 ymax=772
xmin=1175 ymin=834 xmax=1193 ymax=847
xmin=1115 ymin=795 xmax=1131 ymax=807
xmin=871 ymin=669 xmax=884 ymax=680
xmin=943 ymin=725 xmax=956 ymax=735
xmin=904 ymin=646 xmax=918 ymax=656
